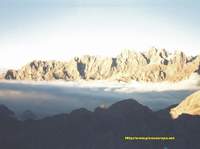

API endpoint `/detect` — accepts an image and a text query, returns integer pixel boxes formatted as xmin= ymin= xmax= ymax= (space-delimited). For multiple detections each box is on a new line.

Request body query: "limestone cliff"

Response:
xmin=4 ymin=48 xmax=200 ymax=82
xmin=170 ymin=90 xmax=200 ymax=119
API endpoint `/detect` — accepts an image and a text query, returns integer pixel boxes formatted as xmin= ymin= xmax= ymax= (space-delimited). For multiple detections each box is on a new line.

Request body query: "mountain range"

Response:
xmin=0 ymin=90 xmax=200 ymax=149
xmin=3 ymin=48 xmax=200 ymax=82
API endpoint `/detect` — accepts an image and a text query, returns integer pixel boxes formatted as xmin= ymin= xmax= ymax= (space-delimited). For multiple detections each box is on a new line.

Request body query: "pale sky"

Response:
xmin=0 ymin=0 xmax=200 ymax=68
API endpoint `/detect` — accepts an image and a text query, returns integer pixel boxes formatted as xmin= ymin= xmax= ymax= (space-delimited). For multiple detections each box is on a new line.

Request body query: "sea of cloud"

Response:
xmin=0 ymin=73 xmax=199 ymax=119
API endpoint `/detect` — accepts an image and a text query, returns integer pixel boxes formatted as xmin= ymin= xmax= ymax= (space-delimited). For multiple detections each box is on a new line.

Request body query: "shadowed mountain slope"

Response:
xmin=0 ymin=98 xmax=200 ymax=149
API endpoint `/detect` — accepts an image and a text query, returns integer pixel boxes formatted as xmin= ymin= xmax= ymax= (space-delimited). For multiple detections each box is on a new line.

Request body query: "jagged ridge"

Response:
xmin=4 ymin=48 xmax=200 ymax=82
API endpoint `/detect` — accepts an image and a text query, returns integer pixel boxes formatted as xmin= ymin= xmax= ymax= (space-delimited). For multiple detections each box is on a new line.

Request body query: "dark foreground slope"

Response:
xmin=0 ymin=99 xmax=200 ymax=149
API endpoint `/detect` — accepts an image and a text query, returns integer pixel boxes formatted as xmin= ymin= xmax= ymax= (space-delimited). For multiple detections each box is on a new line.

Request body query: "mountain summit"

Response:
xmin=4 ymin=48 xmax=200 ymax=82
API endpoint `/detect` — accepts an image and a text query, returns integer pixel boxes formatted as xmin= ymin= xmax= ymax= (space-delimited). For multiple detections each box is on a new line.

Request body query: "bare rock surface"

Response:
xmin=3 ymin=48 xmax=200 ymax=82
xmin=170 ymin=90 xmax=200 ymax=119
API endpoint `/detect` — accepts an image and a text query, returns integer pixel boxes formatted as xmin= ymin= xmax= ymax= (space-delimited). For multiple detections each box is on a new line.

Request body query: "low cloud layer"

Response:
xmin=0 ymin=78 xmax=199 ymax=118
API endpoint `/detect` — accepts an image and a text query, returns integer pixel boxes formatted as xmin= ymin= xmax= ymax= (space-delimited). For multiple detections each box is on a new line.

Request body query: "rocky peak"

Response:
xmin=117 ymin=49 xmax=147 ymax=66
xmin=147 ymin=47 xmax=158 ymax=57
xmin=170 ymin=90 xmax=200 ymax=119
xmin=5 ymin=69 xmax=17 ymax=80
xmin=3 ymin=49 xmax=200 ymax=83
xmin=108 ymin=99 xmax=153 ymax=116
xmin=145 ymin=47 xmax=169 ymax=65
xmin=0 ymin=105 xmax=15 ymax=117
xmin=158 ymin=48 xmax=168 ymax=58
xmin=172 ymin=50 xmax=187 ymax=65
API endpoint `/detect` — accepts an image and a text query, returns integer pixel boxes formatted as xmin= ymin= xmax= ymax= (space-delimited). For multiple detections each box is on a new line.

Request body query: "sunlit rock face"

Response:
xmin=3 ymin=49 xmax=200 ymax=82
xmin=145 ymin=48 xmax=168 ymax=65
xmin=170 ymin=90 xmax=200 ymax=119
xmin=75 ymin=55 xmax=114 ymax=80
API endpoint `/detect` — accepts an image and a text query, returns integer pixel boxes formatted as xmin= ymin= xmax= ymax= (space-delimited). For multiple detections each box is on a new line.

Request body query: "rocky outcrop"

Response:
xmin=4 ymin=48 xmax=200 ymax=82
xmin=145 ymin=48 xmax=168 ymax=64
xmin=170 ymin=90 xmax=200 ymax=119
